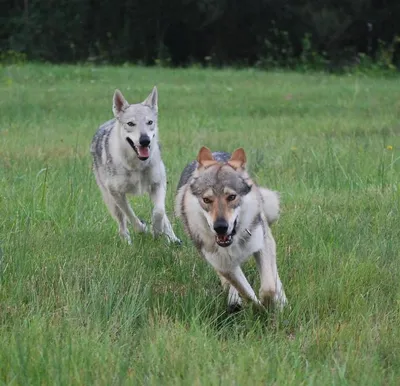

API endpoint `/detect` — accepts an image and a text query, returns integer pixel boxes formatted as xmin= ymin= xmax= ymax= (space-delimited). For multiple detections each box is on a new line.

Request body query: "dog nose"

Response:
xmin=139 ymin=135 xmax=151 ymax=147
xmin=213 ymin=218 xmax=229 ymax=235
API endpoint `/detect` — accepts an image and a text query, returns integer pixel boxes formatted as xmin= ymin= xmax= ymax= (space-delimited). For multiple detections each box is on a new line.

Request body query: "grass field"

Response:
xmin=0 ymin=64 xmax=400 ymax=385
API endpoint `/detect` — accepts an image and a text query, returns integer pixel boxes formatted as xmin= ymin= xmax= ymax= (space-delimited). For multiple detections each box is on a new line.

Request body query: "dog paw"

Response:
xmin=161 ymin=235 xmax=182 ymax=245
xmin=119 ymin=231 xmax=132 ymax=245
xmin=170 ymin=237 xmax=182 ymax=246
xmin=135 ymin=219 xmax=148 ymax=233
xmin=260 ymin=289 xmax=287 ymax=311
xmin=274 ymin=292 xmax=288 ymax=311
xmin=227 ymin=287 xmax=242 ymax=312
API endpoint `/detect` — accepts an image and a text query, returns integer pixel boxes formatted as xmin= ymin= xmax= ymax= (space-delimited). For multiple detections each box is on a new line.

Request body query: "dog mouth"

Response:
xmin=126 ymin=138 xmax=150 ymax=161
xmin=215 ymin=219 xmax=237 ymax=248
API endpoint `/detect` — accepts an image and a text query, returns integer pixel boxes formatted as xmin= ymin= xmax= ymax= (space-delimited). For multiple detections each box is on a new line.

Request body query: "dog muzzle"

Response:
xmin=215 ymin=219 xmax=237 ymax=247
xmin=126 ymin=137 xmax=150 ymax=161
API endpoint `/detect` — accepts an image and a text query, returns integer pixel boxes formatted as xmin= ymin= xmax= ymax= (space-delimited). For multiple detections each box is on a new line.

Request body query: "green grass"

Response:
xmin=1 ymin=63 xmax=400 ymax=385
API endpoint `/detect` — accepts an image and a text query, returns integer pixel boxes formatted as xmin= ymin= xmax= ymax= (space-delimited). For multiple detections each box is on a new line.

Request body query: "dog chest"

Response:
xmin=123 ymin=169 xmax=153 ymax=195
xmin=201 ymin=226 xmax=265 ymax=272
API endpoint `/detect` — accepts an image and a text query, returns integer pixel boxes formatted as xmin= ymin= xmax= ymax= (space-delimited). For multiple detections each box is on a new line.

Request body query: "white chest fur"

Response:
xmin=202 ymin=225 xmax=264 ymax=272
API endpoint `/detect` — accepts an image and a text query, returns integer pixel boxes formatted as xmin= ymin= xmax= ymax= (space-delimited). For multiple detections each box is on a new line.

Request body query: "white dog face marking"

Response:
xmin=113 ymin=87 xmax=158 ymax=161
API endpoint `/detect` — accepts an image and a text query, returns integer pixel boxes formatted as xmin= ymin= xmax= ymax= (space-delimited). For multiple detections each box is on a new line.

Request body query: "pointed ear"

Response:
xmin=197 ymin=147 xmax=217 ymax=168
xmin=142 ymin=86 xmax=158 ymax=112
xmin=228 ymin=148 xmax=247 ymax=169
xmin=112 ymin=89 xmax=129 ymax=117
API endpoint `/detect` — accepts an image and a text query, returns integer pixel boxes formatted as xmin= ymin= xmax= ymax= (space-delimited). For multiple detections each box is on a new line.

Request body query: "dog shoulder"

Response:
xmin=90 ymin=119 xmax=116 ymax=154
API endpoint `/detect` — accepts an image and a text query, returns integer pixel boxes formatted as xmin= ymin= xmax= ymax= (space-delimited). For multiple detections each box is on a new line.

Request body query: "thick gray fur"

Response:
xmin=90 ymin=87 xmax=180 ymax=245
xmin=177 ymin=152 xmax=231 ymax=190
xmin=174 ymin=148 xmax=287 ymax=312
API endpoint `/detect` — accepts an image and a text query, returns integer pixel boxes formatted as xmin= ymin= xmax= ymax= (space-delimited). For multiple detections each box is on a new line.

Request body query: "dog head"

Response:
xmin=190 ymin=147 xmax=252 ymax=247
xmin=112 ymin=87 xmax=158 ymax=161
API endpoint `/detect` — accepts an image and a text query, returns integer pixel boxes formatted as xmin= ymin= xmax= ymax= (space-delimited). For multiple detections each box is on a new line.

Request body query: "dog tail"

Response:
xmin=259 ymin=188 xmax=280 ymax=225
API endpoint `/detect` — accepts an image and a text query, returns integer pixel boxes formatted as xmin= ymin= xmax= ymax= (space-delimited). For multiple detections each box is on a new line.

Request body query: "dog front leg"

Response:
xmin=150 ymin=183 xmax=181 ymax=243
xmin=219 ymin=266 xmax=262 ymax=310
xmin=217 ymin=271 xmax=229 ymax=291
xmin=108 ymin=189 xmax=147 ymax=234
xmin=216 ymin=272 xmax=242 ymax=312
xmin=254 ymin=228 xmax=287 ymax=309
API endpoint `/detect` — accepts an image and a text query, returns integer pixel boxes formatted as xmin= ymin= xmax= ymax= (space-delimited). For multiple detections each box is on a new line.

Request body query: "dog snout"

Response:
xmin=139 ymin=134 xmax=151 ymax=147
xmin=213 ymin=218 xmax=229 ymax=235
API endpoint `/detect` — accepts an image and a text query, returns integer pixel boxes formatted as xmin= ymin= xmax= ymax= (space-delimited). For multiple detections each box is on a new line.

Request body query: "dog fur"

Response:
xmin=90 ymin=87 xmax=180 ymax=245
xmin=175 ymin=147 xmax=287 ymax=311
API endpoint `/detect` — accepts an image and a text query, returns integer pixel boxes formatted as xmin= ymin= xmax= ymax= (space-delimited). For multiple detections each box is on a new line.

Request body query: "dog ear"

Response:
xmin=142 ymin=86 xmax=158 ymax=112
xmin=197 ymin=147 xmax=217 ymax=168
xmin=228 ymin=148 xmax=247 ymax=169
xmin=113 ymin=89 xmax=129 ymax=117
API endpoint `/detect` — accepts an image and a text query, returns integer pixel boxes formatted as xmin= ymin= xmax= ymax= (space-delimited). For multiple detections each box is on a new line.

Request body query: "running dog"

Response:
xmin=175 ymin=147 xmax=287 ymax=311
xmin=90 ymin=87 xmax=180 ymax=245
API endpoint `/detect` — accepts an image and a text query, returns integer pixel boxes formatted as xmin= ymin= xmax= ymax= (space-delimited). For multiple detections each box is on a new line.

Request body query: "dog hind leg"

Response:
xmin=254 ymin=228 xmax=287 ymax=309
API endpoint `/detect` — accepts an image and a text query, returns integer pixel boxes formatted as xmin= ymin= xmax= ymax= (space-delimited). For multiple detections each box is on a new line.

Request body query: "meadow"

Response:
xmin=0 ymin=64 xmax=399 ymax=385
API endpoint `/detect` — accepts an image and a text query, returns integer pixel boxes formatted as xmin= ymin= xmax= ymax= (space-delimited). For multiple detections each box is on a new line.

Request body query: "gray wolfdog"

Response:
xmin=175 ymin=147 xmax=287 ymax=311
xmin=90 ymin=87 xmax=180 ymax=245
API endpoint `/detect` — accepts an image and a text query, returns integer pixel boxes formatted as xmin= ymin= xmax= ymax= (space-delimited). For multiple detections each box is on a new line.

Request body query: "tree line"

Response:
xmin=2 ymin=0 xmax=400 ymax=69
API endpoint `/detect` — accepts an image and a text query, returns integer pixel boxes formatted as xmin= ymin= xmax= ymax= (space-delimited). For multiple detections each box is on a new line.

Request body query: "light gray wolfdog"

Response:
xmin=90 ymin=87 xmax=181 ymax=245
xmin=175 ymin=147 xmax=287 ymax=312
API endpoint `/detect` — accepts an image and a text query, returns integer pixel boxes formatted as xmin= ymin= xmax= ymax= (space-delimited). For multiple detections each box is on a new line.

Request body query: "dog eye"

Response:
xmin=227 ymin=194 xmax=237 ymax=202
xmin=203 ymin=197 xmax=212 ymax=204
xmin=147 ymin=120 xmax=153 ymax=125
xmin=127 ymin=122 xmax=136 ymax=127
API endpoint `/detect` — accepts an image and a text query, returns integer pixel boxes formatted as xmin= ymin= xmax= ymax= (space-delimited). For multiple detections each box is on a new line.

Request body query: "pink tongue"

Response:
xmin=138 ymin=146 xmax=149 ymax=158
